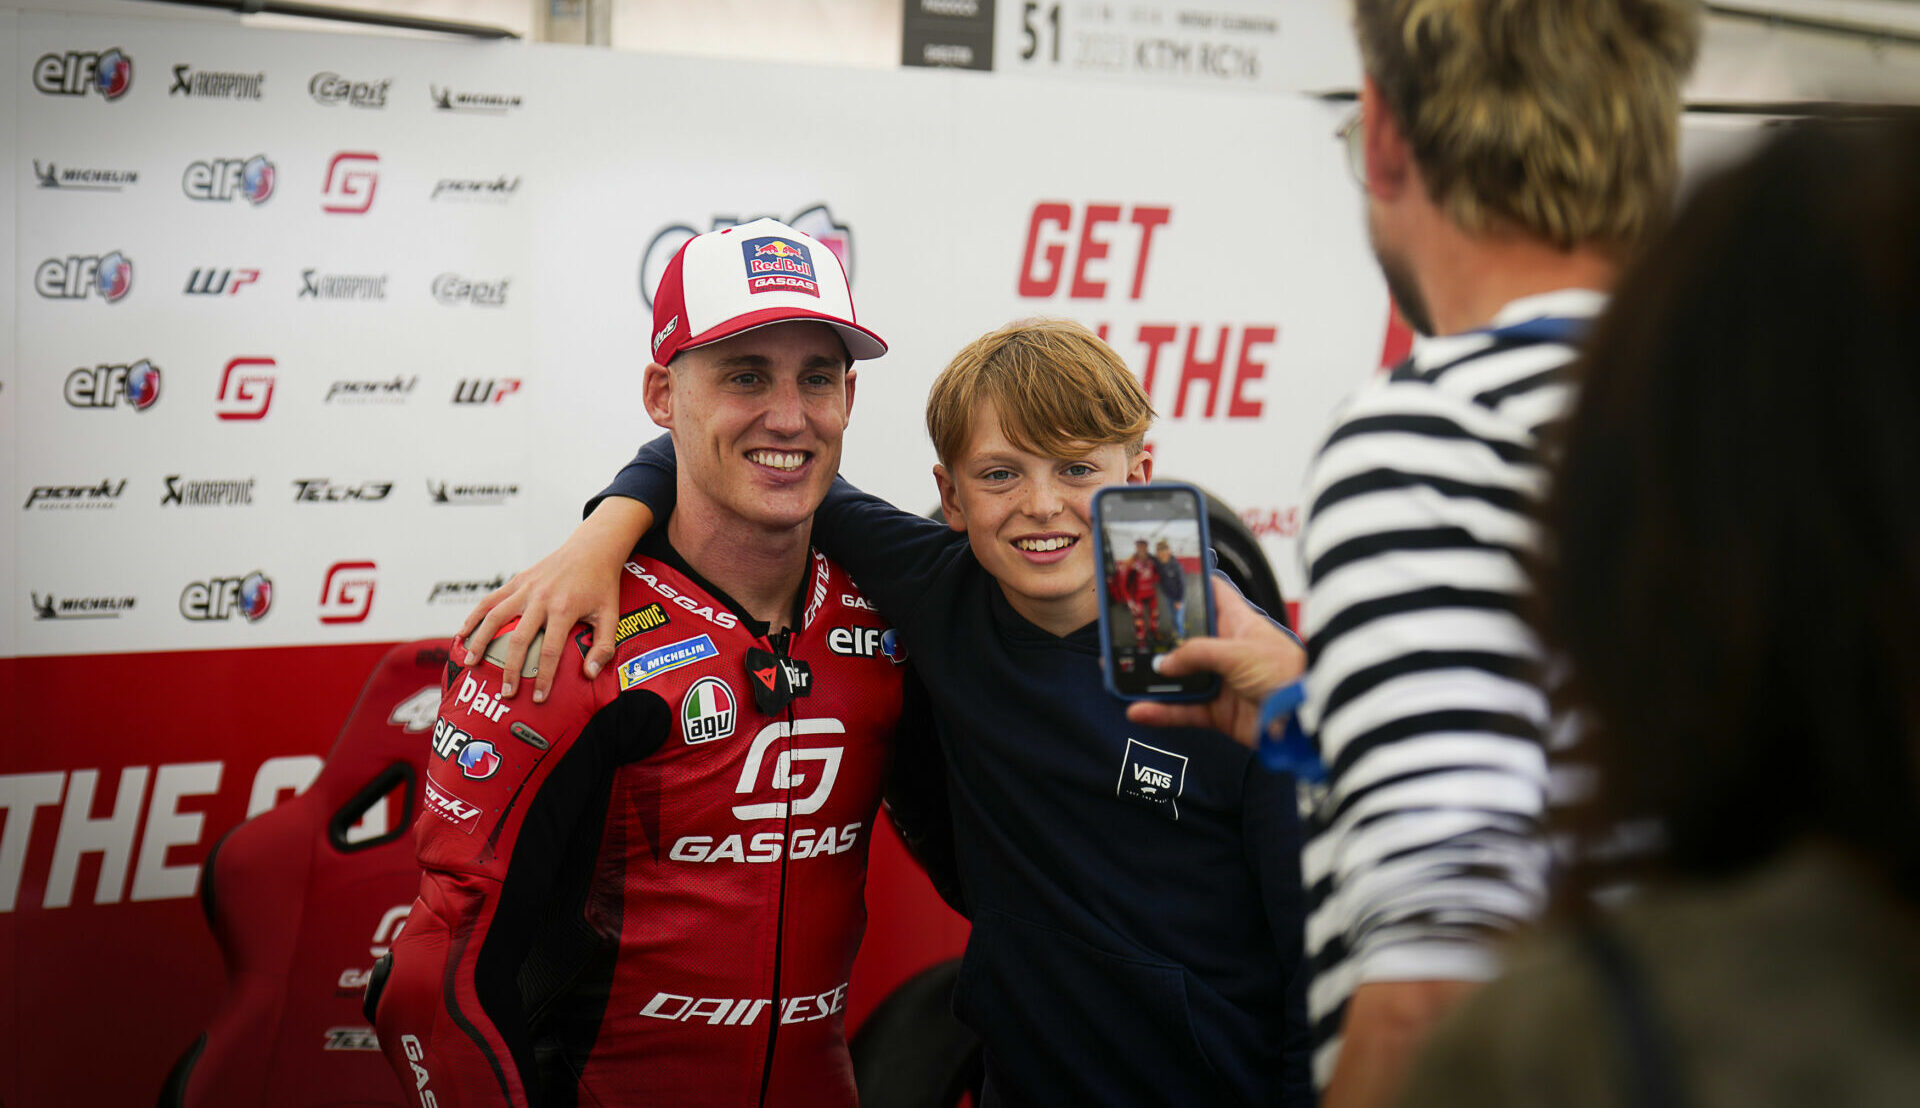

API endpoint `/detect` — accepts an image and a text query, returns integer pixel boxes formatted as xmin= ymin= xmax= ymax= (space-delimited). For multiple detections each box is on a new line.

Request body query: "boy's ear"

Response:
xmin=1127 ymin=449 xmax=1154 ymax=485
xmin=933 ymin=464 xmax=967 ymax=533
xmin=642 ymin=362 xmax=674 ymax=428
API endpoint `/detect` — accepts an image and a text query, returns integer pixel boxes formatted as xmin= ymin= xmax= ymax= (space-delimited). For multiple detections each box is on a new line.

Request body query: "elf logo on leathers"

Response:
xmin=731 ymin=719 xmax=845 ymax=820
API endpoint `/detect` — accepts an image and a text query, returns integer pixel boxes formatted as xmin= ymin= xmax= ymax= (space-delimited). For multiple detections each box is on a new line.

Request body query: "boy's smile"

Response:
xmin=934 ymin=400 xmax=1151 ymax=637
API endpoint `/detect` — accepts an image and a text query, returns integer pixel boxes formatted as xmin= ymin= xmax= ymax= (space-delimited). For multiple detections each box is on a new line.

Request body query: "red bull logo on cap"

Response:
xmin=741 ymin=236 xmax=819 ymax=298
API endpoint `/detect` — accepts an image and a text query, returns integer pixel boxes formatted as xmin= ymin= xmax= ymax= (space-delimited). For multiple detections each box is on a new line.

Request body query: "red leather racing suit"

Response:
xmin=371 ymin=542 xmax=906 ymax=1107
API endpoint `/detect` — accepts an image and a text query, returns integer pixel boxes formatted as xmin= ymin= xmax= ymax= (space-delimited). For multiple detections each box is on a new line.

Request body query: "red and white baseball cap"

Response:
xmin=649 ymin=217 xmax=887 ymax=366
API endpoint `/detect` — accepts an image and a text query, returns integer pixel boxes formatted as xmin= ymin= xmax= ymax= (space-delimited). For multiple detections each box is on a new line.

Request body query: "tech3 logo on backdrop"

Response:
xmin=639 ymin=204 xmax=853 ymax=308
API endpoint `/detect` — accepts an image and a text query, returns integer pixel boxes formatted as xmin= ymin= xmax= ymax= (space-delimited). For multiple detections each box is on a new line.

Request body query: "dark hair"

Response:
xmin=1539 ymin=115 xmax=1920 ymax=902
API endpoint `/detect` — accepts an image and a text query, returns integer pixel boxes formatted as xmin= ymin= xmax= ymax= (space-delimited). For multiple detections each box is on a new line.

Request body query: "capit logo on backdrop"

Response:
xmin=322 ymin=151 xmax=379 ymax=214
xmin=320 ymin=560 xmax=378 ymax=624
xmin=34 ymin=49 xmax=134 ymax=100
xmin=215 ymin=357 xmax=276 ymax=420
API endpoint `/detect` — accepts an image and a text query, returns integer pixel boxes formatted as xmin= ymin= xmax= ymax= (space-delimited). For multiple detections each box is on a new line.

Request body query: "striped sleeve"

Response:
xmin=1296 ymin=333 xmax=1576 ymax=1082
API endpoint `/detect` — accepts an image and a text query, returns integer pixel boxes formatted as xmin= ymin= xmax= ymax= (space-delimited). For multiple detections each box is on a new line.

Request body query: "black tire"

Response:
xmin=850 ymin=959 xmax=982 ymax=1108
xmin=1189 ymin=484 xmax=1289 ymax=628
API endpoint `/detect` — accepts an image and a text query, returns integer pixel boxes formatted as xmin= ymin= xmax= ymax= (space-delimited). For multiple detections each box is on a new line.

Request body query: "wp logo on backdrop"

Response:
xmin=322 ymin=151 xmax=379 ymax=214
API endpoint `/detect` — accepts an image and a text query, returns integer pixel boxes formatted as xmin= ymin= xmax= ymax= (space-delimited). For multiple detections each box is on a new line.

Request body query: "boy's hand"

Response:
xmin=1125 ymin=576 xmax=1304 ymax=746
xmin=457 ymin=498 xmax=652 ymax=702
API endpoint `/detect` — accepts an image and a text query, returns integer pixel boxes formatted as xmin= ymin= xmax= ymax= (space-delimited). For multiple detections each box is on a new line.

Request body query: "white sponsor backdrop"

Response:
xmin=6 ymin=7 xmax=1387 ymax=662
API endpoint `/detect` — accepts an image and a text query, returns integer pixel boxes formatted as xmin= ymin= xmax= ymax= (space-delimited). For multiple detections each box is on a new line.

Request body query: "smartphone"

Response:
xmin=1091 ymin=483 xmax=1220 ymax=701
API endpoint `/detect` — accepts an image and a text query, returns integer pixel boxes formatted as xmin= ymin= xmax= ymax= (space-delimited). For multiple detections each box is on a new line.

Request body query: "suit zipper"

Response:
xmin=757 ymin=629 xmax=796 ymax=1108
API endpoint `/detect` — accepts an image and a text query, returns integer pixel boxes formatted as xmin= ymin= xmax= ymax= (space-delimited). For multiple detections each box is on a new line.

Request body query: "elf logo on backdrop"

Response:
xmin=321 ymin=151 xmax=379 ymax=214
xmin=35 ymin=252 xmax=132 ymax=302
xmin=182 ymin=155 xmax=275 ymax=204
xmin=34 ymin=49 xmax=133 ymax=100
xmin=184 ymin=268 xmax=259 ymax=296
xmin=170 ymin=65 xmax=264 ymax=99
xmin=65 ymin=359 xmax=160 ymax=411
xmin=429 ymin=85 xmax=523 ymax=114
xmin=309 ymin=72 xmax=391 ymax=108
xmin=215 ymin=357 xmax=276 ymax=420
xmin=33 ymin=161 xmax=138 ymax=191
xmin=639 ymin=204 xmax=854 ymax=308
xmin=319 ymin=560 xmax=378 ymax=625
xmin=180 ymin=571 xmax=273 ymax=622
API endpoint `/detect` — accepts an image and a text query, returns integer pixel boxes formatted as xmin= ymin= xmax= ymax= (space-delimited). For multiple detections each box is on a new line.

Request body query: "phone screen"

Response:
xmin=1093 ymin=484 xmax=1218 ymax=700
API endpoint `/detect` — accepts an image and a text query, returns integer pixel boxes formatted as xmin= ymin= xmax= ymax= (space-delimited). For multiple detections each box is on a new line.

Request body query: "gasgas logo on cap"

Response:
xmin=741 ymin=237 xmax=819 ymax=298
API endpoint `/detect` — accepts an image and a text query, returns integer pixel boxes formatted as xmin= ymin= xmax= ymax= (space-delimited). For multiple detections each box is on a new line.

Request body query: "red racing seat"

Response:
xmin=160 ymin=639 xmax=450 ymax=1107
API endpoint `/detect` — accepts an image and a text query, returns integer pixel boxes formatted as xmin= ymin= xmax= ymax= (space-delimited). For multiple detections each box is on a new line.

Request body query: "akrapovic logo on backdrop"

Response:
xmin=34 ymin=50 xmax=133 ymax=100
xmin=430 ymin=175 xmax=521 ymax=202
xmin=170 ymin=65 xmax=264 ymax=99
xmin=430 ymin=85 xmax=522 ymax=114
xmin=309 ymin=72 xmax=391 ymax=108
xmin=301 ymin=269 xmax=387 ymax=301
xmin=24 ymin=478 xmax=125 ymax=511
xmin=184 ymin=268 xmax=259 ymax=296
xmin=182 ymin=155 xmax=275 ymax=204
xmin=325 ymin=376 xmax=416 ymax=403
xmin=32 ymin=591 xmax=135 ymax=620
xmin=432 ymin=274 xmax=509 ymax=307
xmin=35 ymin=252 xmax=132 ymax=302
xmin=427 ymin=480 xmax=519 ymax=506
xmin=292 ymin=479 xmax=393 ymax=503
xmin=65 ymin=359 xmax=160 ymax=410
xmin=33 ymin=161 xmax=138 ymax=191
xmin=163 ymin=475 xmax=255 ymax=507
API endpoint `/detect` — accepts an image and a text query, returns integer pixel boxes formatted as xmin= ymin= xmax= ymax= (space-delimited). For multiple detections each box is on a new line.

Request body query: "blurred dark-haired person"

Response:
xmin=1131 ymin=2 xmax=1701 ymax=1103
xmin=1400 ymin=114 xmax=1920 ymax=1108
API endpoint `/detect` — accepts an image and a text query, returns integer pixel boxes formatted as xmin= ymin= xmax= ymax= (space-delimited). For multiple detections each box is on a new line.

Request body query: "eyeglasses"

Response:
xmin=1334 ymin=109 xmax=1364 ymax=185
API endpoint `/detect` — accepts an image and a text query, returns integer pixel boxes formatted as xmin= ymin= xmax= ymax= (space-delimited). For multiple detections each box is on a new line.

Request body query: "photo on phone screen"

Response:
xmin=1092 ymin=484 xmax=1220 ymax=701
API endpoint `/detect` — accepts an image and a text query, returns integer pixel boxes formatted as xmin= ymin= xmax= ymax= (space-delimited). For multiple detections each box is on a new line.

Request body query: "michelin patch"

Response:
xmin=619 ymin=634 xmax=718 ymax=689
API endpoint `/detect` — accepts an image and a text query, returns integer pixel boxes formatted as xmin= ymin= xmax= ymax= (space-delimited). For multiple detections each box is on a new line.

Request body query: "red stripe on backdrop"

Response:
xmin=0 ymin=642 xmax=394 ymax=1108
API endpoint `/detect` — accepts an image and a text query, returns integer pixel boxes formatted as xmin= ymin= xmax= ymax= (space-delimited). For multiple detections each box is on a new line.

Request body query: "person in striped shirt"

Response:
xmin=1132 ymin=2 xmax=1700 ymax=1104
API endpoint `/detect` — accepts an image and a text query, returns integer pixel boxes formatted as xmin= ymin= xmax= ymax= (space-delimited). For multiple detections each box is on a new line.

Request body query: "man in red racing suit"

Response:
xmin=1110 ymin=539 xmax=1161 ymax=651
xmin=367 ymin=218 xmax=915 ymax=1107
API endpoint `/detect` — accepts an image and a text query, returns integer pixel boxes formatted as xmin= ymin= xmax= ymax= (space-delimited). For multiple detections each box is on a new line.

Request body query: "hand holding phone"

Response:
xmin=1091 ymin=483 xmax=1221 ymax=701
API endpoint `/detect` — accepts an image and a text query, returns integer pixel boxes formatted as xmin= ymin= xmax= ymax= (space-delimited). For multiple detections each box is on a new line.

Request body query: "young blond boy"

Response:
xmin=467 ymin=319 xmax=1312 ymax=1106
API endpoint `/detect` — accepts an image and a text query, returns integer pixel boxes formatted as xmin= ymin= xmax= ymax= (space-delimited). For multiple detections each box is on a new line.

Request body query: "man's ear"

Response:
xmin=1127 ymin=449 xmax=1154 ymax=485
xmin=641 ymin=362 xmax=673 ymax=428
xmin=844 ymin=366 xmax=857 ymax=420
xmin=932 ymin=464 xmax=967 ymax=533
xmin=1361 ymin=75 xmax=1413 ymax=200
